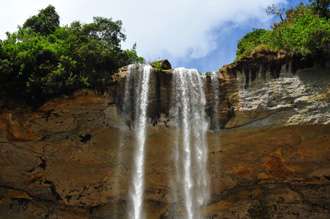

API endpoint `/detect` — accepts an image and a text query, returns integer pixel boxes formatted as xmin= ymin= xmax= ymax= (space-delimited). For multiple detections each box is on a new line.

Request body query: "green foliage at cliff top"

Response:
xmin=0 ymin=5 xmax=143 ymax=105
xmin=236 ymin=1 xmax=330 ymax=61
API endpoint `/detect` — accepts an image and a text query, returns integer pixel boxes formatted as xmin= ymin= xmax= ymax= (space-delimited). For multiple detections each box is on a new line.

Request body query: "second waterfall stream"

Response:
xmin=171 ymin=68 xmax=210 ymax=219
xmin=124 ymin=64 xmax=211 ymax=219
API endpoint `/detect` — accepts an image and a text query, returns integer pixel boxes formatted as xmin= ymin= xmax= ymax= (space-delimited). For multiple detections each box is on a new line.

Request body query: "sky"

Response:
xmin=0 ymin=0 xmax=308 ymax=72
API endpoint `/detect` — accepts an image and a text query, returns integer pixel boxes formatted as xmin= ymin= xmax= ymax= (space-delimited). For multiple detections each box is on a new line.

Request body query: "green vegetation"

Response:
xmin=151 ymin=59 xmax=172 ymax=71
xmin=151 ymin=61 xmax=164 ymax=71
xmin=236 ymin=0 xmax=330 ymax=61
xmin=236 ymin=29 xmax=273 ymax=58
xmin=0 ymin=5 xmax=143 ymax=105
xmin=310 ymin=0 xmax=330 ymax=17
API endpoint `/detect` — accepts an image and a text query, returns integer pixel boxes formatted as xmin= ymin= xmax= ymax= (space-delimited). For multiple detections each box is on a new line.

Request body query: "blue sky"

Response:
xmin=0 ymin=0 xmax=309 ymax=72
xmin=176 ymin=0 xmax=309 ymax=71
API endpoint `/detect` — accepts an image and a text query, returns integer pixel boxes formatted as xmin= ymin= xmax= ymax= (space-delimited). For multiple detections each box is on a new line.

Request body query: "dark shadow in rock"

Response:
xmin=79 ymin=134 xmax=92 ymax=143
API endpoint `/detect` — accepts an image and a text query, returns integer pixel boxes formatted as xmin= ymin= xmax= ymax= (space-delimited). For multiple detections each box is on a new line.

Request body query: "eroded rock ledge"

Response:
xmin=218 ymin=49 xmax=324 ymax=82
xmin=0 ymin=62 xmax=329 ymax=218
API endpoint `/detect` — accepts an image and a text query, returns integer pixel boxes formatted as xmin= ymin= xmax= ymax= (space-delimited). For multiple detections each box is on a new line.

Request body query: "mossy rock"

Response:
xmin=151 ymin=60 xmax=172 ymax=70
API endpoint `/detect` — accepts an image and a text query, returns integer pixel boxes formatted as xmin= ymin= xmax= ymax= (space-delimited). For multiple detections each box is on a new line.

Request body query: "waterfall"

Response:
xmin=125 ymin=64 xmax=152 ymax=219
xmin=171 ymin=68 xmax=209 ymax=219
xmin=121 ymin=65 xmax=209 ymax=219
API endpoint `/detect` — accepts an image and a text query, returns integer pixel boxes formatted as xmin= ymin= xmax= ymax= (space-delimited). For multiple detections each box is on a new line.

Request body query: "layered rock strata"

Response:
xmin=0 ymin=64 xmax=329 ymax=218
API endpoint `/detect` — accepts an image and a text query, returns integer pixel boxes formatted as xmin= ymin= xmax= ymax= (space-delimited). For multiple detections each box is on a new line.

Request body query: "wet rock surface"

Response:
xmin=0 ymin=66 xmax=330 ymax=218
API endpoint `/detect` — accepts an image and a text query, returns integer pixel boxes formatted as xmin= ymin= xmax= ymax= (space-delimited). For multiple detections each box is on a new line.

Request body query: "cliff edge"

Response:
xmin=0 ymin=62 xmax=330 ymax=218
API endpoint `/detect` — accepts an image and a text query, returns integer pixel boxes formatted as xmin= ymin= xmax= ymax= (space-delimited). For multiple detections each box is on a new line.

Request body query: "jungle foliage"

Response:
xmin=0 ymin=5 xmax=143 ymax=105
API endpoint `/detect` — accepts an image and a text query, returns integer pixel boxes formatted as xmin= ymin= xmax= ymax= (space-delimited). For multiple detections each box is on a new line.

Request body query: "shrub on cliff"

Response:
xmin=236 ymin=3 xmax=330 ymax=61
xmin=272 ymin=5 xmax=330 ymax=56
xmin=0 ymin=5 xmax=143 ymax=105
xmin=236 ymin=29 xmax=273 ymax=59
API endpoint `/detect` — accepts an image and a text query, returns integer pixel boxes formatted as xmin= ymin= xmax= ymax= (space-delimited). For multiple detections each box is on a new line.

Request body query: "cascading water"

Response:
xmin=121 ymin=65 xmax=210 ymax=219
xmin=171 ymin=68 xmax=209 ymax=219
xmin=125 ymin=64 xmax=152 ymax=219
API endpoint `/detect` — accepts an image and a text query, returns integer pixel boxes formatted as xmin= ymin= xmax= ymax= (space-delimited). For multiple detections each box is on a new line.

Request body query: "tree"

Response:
xmin=0 ymin=5 xmax=144 ymax=105
xmin=266 ymin=4 xmax=286 ymax=21
xmin=310 ymin=0 xmax=330 ymax=18
xmin=80 ymin=17 xmax=126 ymax=51
xmin=23 ymin=5 xmax=60 ymax=35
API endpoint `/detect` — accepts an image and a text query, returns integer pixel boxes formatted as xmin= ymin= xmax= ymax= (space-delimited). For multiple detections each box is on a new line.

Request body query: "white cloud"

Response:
xmin=0 ymin=0 xmax=286 ymax=61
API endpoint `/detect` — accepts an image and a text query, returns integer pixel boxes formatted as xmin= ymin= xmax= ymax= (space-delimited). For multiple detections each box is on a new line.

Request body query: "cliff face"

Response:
xmin=0 ymin=65 xmax=330 ymax=219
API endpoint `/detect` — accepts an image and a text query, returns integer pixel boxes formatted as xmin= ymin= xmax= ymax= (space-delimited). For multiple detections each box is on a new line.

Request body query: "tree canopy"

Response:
xmin=0 ymin=5 xmax=143 ymax=105
xmin=23 ymin=5 xmax=60 ymax=35
xmin=310 ymin=0 xmax=330 ymax=18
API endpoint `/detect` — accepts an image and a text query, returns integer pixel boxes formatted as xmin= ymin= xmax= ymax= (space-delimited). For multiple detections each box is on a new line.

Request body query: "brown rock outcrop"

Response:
xmin=0 ymin=64 xmax=329 ymax=218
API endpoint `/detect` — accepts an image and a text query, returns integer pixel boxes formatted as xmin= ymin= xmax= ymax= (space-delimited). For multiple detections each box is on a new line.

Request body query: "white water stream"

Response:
xmin=171 ymin=68 xmax=209 ymax=219
xmin=127 ymin=64 xmax=152 ymax=219
xmin=124 ymin=65 xmax=211 ymax=219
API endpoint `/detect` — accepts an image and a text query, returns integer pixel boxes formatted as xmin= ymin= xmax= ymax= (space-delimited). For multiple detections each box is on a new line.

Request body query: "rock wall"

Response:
xmin=0 ymin=66 xmax=330 ymax=218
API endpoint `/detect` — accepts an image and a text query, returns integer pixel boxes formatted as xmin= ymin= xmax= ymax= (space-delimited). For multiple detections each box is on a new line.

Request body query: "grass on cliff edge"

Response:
xmin=236 ymin=1 xmax=330 ymax=62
